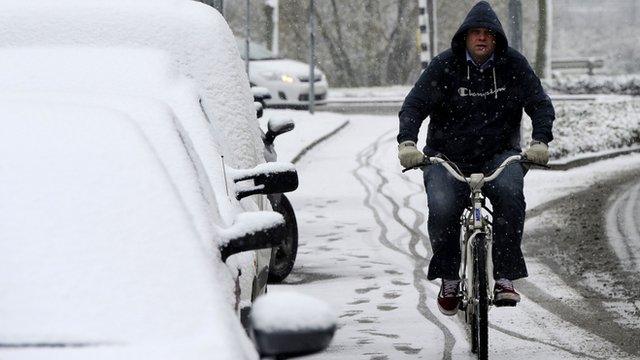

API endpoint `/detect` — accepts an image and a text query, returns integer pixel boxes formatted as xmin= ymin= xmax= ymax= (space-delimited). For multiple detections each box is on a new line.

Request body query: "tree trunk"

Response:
xmin=535 ymin=0 xmax=552 ymax=79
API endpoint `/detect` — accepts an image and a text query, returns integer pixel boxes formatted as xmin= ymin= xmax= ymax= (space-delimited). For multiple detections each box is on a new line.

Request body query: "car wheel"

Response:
xmin=268 ymin=194 xmax=298 ymax=283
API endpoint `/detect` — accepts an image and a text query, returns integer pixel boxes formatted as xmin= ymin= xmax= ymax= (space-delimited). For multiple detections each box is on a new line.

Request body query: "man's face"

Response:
xmin=466 ymin=27 xmax=496 ymax=62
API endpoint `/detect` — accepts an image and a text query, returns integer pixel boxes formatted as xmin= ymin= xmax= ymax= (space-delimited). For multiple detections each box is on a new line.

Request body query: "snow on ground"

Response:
xmin=259 ymin=109 xmax=349 ymax=163
xmin=266 ymin=107 xmax=640 ymax=359
xmin=329 ymin=86 xmax=411 ymax=102
xmin=550 ymin=74 xmax=640 ymax=96
xmin=521 ymin=99 xmax=640 ymax=159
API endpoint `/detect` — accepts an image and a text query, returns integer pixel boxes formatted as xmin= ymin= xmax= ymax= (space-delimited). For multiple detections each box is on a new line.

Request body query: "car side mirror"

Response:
xmin=255 ymin=101 xmax=264 ymax=119
xmin=251 ymin=292 xmax=336 ymax=359
xmin=232 ymin=162 xmax=298 ymax=200
xmin=264 ymin=118 xmax=295 ymax=145
xmin=251 ymin=86 xmax=272 ymax=103
xmin=219 ymin=211 xmax=285 ymax=262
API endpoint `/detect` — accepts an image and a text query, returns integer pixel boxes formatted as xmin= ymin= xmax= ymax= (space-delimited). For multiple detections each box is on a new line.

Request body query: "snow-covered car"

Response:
xmin=237 ymin=38 xmax=329 ymax=108
xmin=0 ymin=1 xmax=334 ymax=359
xmin=0 ymin=0 xmax=278 ymax=307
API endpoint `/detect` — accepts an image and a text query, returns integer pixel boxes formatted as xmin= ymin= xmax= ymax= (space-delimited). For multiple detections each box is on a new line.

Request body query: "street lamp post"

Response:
xmin=308 ymin=0 xmax=316 ymax=114
xmin=266 ymin=0 xmax=279 ymax=56
xmin=245 ymin=0 xmax=250 ymax=75
xmin=508 ymin=0 xmax=523 ymax=53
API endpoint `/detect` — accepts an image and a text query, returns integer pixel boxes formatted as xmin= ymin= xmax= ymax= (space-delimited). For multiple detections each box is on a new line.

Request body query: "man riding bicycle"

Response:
xmin=397 ymin=1 xmax=554 ymax=315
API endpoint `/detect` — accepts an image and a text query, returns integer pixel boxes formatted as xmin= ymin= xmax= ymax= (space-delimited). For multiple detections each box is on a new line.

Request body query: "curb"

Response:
xmin=548 ymin=146 xmax=640 ymax=171
xmin=290 ymin=120 xmax=350 ymax=164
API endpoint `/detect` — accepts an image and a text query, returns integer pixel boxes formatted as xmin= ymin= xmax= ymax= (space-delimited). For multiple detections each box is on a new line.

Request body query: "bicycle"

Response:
xmin=404 ymin=154 xmax=534 ymax=359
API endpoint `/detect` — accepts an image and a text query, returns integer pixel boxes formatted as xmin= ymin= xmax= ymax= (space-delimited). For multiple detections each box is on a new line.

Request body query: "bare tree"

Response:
xmin=276 ymin=0 xmax=419 ymax=87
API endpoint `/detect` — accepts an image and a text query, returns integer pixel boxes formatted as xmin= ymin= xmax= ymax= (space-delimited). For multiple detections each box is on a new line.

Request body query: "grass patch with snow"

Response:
xmin=524 ymin=99 xmax=640 ymax=160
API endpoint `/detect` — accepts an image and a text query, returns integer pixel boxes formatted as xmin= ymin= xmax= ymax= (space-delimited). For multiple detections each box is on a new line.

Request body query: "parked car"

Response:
xmin=237 ymin=38 xmax=329 ymax=108
xmin=0 ymin=1 xmax=333 ymax=358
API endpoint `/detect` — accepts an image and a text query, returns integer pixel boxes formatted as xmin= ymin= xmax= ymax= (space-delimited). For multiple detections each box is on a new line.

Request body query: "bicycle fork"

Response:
xmin=459 ymin=196 xmax=495 ymax=314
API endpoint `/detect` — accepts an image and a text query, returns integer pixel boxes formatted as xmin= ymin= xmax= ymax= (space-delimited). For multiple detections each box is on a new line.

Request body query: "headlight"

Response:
xmin=280 ymin=74 xmax=295 ymax=84
xmin=260 ymin=71 xmax=296 ymax=83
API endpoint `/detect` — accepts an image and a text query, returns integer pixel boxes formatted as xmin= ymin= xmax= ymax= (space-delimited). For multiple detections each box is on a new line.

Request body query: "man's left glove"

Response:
xmin=398 ymin=141 xmax=425 ymax=168
xmin=525 ymin=140 xmax=549 ymax=165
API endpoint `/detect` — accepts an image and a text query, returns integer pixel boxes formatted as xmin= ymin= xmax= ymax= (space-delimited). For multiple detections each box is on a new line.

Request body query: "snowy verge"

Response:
xmin=328 ymin=86 xmax=411 ymax=101
xmin=522 ymin=99 xmax=640 ymax=160
xmin=260 ymin=109 xmax=349 ymax=163
xmin=549 ymin=74 xmax=640 ymax=96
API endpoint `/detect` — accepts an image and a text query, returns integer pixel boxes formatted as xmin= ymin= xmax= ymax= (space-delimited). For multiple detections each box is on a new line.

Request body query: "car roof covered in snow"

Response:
xmin=0 ymin=45 xmax=258 ymax=226
xmin=0 ymin=0 xmax=263 ymax=170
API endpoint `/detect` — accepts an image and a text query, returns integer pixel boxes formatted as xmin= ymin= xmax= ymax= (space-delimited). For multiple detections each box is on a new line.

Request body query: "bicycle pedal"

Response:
xmin=493 ymin=299 xmax=517 ymax=307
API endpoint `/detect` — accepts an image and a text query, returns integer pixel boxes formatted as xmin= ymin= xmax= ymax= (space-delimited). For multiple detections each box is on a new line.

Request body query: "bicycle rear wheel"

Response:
xmin=473 ymin=234 xmax=489 ymax=360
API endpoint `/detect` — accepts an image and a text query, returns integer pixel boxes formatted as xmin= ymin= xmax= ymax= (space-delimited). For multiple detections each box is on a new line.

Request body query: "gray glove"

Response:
xmin=525 ymin=140 xmax=549 ymax=165
xmin=398 ymin=141 xmax=425 ymax=168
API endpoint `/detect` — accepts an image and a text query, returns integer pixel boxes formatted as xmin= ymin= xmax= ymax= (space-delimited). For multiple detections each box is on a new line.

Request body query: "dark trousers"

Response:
xmin=423 ymin=150 xmax=528 ymax=281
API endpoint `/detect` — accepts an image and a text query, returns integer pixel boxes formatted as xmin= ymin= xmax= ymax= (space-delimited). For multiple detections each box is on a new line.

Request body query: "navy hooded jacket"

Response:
xmin=398 ymin=1 xmax=555 ymax=171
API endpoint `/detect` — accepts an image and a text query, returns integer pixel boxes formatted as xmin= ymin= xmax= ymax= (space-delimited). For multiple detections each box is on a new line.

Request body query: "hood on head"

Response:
xmin=451 ymin=1 xmax=508 ymax=57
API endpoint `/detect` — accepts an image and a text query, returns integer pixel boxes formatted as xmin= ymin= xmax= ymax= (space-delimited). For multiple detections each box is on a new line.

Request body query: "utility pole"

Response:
xmin=266 ymin=0 xmax=279 ymax=56
xmin=418 ymin=0 xmax=431 ymax=69
xmin=508 ymin=0 xmax=523 ymax=53
xmin=428 ymin=0 xmax=438 ymax=59
xmin=308 ymin=0 xmax=316 ymax=114
xmin=535 ymin=0 xmax=553 ymax=79
xmin=245 ymin=0 xmax=250 ymax=75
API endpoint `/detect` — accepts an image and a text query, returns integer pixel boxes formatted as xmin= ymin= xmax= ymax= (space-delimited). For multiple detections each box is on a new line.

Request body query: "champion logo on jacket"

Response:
xmin=458 ymin=86 xmax=506 ymax=98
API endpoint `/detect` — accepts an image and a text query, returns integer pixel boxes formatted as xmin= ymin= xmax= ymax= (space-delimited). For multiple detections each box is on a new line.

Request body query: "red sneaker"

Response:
xmin=494 ymin=278 xmax=521 ymax=307
xmin=437 ymin=279 xmax=461 ymax=316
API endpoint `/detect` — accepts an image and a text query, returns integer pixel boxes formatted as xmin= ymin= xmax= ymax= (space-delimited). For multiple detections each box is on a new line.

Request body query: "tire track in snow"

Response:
xmin=606 ymin=180 xmax=640 ymax=272
xmin=352 ymin=137 xmax=410 ymax=258
xmin=487 ymin=324 xmax=603 ymax=360
xmin=353 ymin=130 xmax=456 ymax=360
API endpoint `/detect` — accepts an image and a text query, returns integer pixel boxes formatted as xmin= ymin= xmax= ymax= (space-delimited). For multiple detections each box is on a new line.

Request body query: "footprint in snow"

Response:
xmin=377 ymin=304 xmax=398 ymax=311
xmin=339 ymin=309 xmax=363 ymax=318
xmin=348 ymin=298 xmax=370 ymax=305
xmin=383 ymin=291 xmax=401 ymax=299
xmin=393 ymin=344 xmax=422 ymax=355
xmin=355 ymin=286 xmax=380 ymax=294
xmin=384 ymin=269 xmax=403 ymax=275
xmin=391 ymin=279 xmax=411 ymax=286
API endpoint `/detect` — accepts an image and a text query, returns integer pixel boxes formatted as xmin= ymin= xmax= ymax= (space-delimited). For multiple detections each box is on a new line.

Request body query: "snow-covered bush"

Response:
xmin=523 ymin=99 xmax=640 ymax=160
xmin=549 ymin=74 xmax=640 ymax=96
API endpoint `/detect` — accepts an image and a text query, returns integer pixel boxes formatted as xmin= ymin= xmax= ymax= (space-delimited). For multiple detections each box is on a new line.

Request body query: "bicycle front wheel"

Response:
xmin=473 ymin=234 xmax=489 ymax=360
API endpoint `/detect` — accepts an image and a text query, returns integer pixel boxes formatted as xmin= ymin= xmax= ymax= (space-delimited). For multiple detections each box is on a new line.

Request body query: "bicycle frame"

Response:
xmin=430 ymin=155 xmax=521 ymax=358
xmin=430 ymin=156 xmax=520 ymax=303
xmin=459 ymin=189 xmax=495 ymax=317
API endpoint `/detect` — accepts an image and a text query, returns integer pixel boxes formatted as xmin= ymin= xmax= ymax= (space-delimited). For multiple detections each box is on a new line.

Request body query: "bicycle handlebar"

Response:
xmin=402 ymin=154 xmax=525 ymax=184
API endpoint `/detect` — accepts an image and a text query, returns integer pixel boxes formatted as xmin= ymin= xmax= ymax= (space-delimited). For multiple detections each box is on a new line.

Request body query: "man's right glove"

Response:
xmin=398 ymin=141 xmax=425 ymax=168
xmin=525 ymin=140 xmax=549 ymax=165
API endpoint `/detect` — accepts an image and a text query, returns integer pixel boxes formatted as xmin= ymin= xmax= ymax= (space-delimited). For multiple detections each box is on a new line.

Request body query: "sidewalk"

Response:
xmin=260 ymin=109 xmax=349 ymax=164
